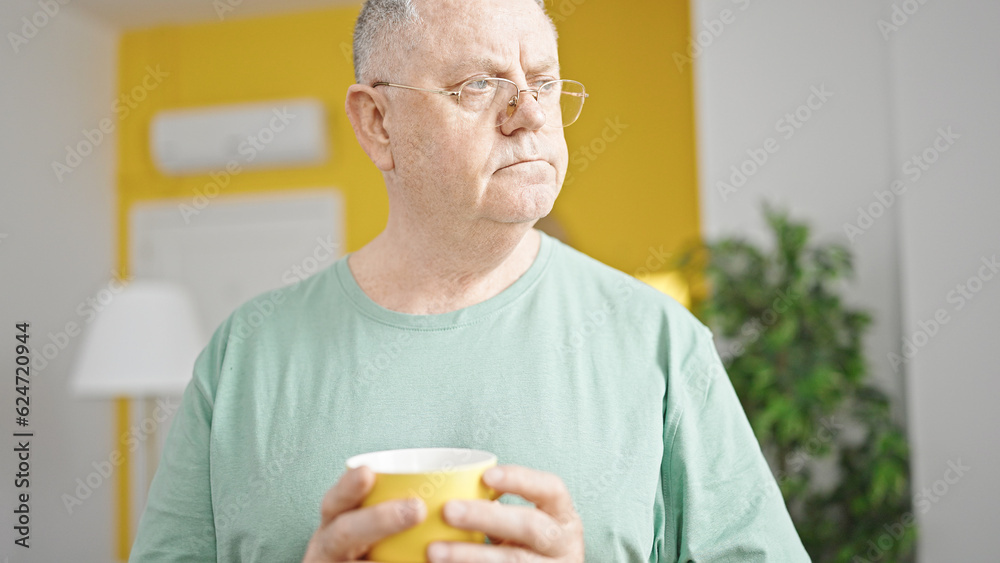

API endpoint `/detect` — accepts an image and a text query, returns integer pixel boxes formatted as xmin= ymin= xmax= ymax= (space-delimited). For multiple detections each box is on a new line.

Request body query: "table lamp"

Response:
xmin=69 ymin=278 xmax=205 ymax=560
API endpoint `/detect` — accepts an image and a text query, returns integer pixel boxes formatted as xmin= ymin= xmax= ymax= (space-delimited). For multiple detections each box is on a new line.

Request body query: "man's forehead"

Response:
xmin=408 ymin=0 xmax=556 ymax=63
xmin=443 ymin=55 xmax=560 ymax=78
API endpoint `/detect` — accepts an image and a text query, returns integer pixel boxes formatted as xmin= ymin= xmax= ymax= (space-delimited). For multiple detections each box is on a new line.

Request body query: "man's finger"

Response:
xmin=427 ymin=540 xmax=546 ymax=563
xmin=441 ymin=499 xmax=566 ymax=556
xmin=483 ymin=464 xmax=577 ymax=522
xmin=318 ymin=497 xmax=426 ymax=560
xmin=319 ymin=466 xmax=374 ymax=525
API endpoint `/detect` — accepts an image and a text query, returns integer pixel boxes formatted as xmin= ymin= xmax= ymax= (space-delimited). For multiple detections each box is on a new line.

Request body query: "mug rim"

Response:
xmin=344 ymin=447 xmax=497 ymax=474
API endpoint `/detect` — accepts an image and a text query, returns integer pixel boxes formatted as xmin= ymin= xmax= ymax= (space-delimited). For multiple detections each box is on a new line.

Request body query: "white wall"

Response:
xmin=692 ymin=0 xmax=999 ymax=559
xmin=0 ymin=2 xmax=120 ymax=561
xmin=890 ymin=1 xmax=1000 ymax=560
xmin=689 ymin=0 xmax=910 ymax=536
xmin=691 ymin=0 xmax=903 ymax=404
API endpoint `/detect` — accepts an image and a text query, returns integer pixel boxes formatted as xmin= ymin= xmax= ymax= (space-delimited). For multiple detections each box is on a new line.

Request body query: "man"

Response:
xmin=130 ymin=0 xmax=809 ymax=561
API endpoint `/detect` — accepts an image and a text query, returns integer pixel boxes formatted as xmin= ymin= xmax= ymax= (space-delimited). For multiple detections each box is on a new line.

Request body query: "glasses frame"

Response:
xmin=371 ymin=77 xmax=589 ymax=128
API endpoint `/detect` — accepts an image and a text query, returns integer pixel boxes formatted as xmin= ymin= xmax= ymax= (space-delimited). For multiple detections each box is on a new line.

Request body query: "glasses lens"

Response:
xmin=459 ymin=78 xmax=518 ymax=128
xmin=551 ymin=80 xmax=586 ymax=127
xmin=459 ymin=78 xmax=587 ymax=128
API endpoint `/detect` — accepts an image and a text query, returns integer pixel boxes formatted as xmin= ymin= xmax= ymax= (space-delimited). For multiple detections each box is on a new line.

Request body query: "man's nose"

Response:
xmin=501 ymin=87 xmax=547 ymax=133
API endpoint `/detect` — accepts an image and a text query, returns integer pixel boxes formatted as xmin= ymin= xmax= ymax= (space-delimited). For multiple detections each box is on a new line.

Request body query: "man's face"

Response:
xmin=384 ymin=0 xmax=568 ymax=228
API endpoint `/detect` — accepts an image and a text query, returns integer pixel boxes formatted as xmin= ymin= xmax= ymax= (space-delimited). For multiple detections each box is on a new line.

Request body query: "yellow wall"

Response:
xmin=116 ymin=0 xmax=699 ymax=276
xmin=554 ymin=0 xmax=700 ymax=273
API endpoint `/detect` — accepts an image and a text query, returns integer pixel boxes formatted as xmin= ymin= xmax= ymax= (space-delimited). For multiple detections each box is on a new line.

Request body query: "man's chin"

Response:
xmin=483 ymin=185 xmax=559 ymax=224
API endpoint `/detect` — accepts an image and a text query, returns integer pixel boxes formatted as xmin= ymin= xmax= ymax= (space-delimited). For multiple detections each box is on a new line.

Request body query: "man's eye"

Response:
xmin=462 ymin=79 xmax=498 ymax=98
xmin=467 ymin=79 xmax=493 ymax=91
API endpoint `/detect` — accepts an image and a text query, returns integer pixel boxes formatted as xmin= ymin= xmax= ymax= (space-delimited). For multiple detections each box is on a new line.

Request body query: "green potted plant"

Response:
xmin=675 ymin=205 xmax=915 ymax=562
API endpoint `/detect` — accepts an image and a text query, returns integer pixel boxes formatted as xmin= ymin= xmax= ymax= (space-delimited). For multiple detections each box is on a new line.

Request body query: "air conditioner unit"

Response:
xmin=150 ymin=98 xmax=328 ymax=175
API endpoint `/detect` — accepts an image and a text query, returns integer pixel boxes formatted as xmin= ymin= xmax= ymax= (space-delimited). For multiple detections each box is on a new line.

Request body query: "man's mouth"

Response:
xmin=498 ymin=159 xmax=546 ymax=171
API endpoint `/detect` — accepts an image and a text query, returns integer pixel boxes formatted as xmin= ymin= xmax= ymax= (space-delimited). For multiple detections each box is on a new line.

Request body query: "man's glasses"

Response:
xmin=372 ymin=77 xmax=589 ymax=128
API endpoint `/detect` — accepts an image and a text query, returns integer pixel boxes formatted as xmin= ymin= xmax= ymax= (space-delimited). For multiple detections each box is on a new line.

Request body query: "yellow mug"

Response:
xmin=344 ymin=447 xmax=501 ymax=563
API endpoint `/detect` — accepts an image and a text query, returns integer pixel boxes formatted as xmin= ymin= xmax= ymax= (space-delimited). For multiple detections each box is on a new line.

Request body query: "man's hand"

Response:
xmin=427 ymin=465 xmax=585 ymax=562
xmin=302 ymin=466 xmax=427 ymax=562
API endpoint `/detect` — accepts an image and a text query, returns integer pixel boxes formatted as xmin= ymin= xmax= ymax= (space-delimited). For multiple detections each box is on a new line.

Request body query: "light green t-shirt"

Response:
xmin=129 ymin=231 xmax=809 ymax=562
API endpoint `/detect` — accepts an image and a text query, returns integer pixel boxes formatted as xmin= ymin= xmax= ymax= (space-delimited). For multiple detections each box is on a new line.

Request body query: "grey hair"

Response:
xmin=352 ymin=0 xmax=552 ymax=84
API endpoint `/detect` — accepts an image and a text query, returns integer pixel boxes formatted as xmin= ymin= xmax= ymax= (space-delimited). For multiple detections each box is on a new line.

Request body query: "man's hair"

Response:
xmin=352 ymin=0 xmax=552 ymax=85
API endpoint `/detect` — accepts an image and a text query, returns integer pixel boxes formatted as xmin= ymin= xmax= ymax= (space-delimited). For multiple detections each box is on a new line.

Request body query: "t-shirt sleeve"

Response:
xmin=659 ymin=323 xmax=811 ymax=562
xmin=128 ymin=318 xmax=229 ymax=562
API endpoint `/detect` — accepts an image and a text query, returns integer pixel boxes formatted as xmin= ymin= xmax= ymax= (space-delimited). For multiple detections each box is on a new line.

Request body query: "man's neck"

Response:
xmin=347 ymin=219 xmax=542 ymax=315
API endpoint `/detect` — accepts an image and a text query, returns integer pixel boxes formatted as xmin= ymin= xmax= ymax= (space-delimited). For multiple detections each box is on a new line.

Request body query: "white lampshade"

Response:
xmin=70 ymin=279 xmax=206 ymax=397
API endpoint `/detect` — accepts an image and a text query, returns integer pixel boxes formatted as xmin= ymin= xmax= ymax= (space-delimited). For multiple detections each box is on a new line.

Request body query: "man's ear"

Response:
xmin=345 ymin=84 xmax=394 ymax=171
